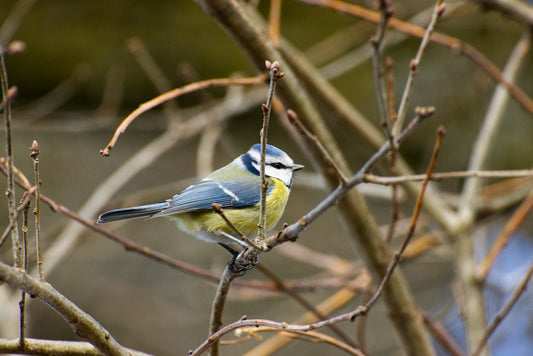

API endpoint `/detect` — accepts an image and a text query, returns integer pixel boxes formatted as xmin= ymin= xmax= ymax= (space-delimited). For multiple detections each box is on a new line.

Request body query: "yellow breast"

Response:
xmin=174 ymin=178 xmax=290 ymax=240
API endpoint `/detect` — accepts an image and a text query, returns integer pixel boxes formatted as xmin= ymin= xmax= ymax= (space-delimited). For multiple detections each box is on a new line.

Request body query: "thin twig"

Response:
xmin=268 ymin=108 xmax=434 ymax=249
xmin=287 ymin=110 xmax=348 ymax=185
xmin=298 ymin=0 xmax=533 ymax=116
xmin=100 ymin=74 xmax=267 ymax=156
xmin=471 ymin=259 xmax=533 ymax=356
xmin=384 ymin=56 xmax=397 ymax=125
xmin=393 ymin=0 xmax=444 ymax=136
xmin=382 ymin=55 xmax=400 ymax=243
xmin=421 ymin=313 xmax=465 ymax=356
xmin=216 ymin=274 xmax=370 ymax=356
xmin=477 ymin=188 xmax=533 ymax=280
xmin=255 ymin=264 xmax=358 ymax=348
xmin=0 ymin=186 xmax=35 ymax=247
xmin=370 ymin=0 xmax=393 ymax=138
xmin=257 ymin=60 xmax=284 ymax=241
xmin=364 ymin=169 xmax=533 ymax=185
xmin=0 ymin=338 xmax=151 ymax=356
xmin=19 ymin=194 xmax=31 ymax=348
xmin=0 ymin=46 xmax=22 ymax=268
xmin=458 ymin=30 xmax=531 ymax=227
xmin=249 ymin=328 xmax=366 ymax=356
xmin=351 ymin=126 xmax=445 ymax=318
xmin=29 ymin=140 xmax=44 ymax=281
xmin=211 ymin=203 xmax=261 ymax=250
xmin=454 ymin=30 xmax=530 ymax=356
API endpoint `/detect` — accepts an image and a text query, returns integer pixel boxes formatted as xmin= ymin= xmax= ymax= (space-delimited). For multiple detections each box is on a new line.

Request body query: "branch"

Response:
xmin=100 ymin=74 xmax=266 ymax=156
xmin=0 ymin=158 xmax=362 ymax=295
xmin=1 ymin=45 xmax=22 ymax=270
xmin=477 ymin=188 xmax=533 ymax=279
xmin=0 ymin=337 xmax=150 ymax=356
xmin=242 ymin=272 xmax=371 ymax=355
xmin=270 ymin=109 xmax=434 ymax=248
xmin=298 ymin=0 xmax=533 ymax=116
xmin=29 ymin=140 xmax=44 ymax=281
xmin=393 ymin=0 xmax=444 ymax=136
xmin=471 ymin=259 xmax=533 ymax=356
xmin=258 ymin=60 xmax=283 ymax=241
xmin=453 ymin=29 xmax=530 ymax=355
xmin=208 ymin=267 xmax=237 ymax=356
xmin=0 ymin=262 xmax=131 ymax=355
xmin=364 ymin=169 xmax=533 ymax=185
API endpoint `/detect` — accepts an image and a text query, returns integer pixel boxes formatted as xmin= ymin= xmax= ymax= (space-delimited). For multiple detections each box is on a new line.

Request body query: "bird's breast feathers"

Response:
xmin=169 ymin=177 xmax=289 ymax=239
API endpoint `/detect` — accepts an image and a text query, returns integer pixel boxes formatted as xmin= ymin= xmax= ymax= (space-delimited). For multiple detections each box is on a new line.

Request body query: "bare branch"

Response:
xmin=0 ymin=337 xmax=151 ymax=356
xmin=100 ymin=74 xmax=267 ymax=156
xmin=0 ymin=262 xmax=131 ymax=355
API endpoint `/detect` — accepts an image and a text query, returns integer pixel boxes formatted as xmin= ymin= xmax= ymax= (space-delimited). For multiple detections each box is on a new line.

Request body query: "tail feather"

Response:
xmin=97 ymin=203 xmax=168 ymax=223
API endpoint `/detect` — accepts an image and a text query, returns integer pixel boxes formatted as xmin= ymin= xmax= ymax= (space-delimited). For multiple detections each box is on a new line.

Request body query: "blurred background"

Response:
xmin=0 ymin=0 xmax=532 ymax=355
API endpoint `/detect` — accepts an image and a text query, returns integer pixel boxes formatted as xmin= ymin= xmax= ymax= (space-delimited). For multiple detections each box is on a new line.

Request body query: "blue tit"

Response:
xmin=97 ymin=144 xmax=303 ymax=253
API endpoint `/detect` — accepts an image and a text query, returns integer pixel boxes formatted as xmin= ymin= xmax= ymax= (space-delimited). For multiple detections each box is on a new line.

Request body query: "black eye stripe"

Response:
xmin=267 ymin=162 xmax=287 ymax=169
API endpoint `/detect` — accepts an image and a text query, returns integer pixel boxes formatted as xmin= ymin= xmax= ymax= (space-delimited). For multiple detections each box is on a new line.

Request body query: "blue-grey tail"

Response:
xmin=97 ymin=202 xmax=167 ymax=223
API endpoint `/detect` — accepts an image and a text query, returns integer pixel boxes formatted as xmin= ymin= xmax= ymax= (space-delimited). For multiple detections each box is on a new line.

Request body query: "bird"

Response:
xmin=97 ymin=144 xmax=303 ymax=262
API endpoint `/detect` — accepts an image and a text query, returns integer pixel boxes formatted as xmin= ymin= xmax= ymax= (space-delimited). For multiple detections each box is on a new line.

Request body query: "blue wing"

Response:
xmin=153 ymin=178 xmax=266 ymax=216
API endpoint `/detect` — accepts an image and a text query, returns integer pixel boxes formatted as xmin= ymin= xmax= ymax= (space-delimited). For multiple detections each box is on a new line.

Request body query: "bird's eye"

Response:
xmin=271 ymin=162 xmax=284 ymax=169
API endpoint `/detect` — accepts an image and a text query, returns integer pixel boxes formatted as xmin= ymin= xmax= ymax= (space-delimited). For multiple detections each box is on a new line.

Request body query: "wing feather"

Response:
xmin=153 ymin=178 xmax=264 ymax=217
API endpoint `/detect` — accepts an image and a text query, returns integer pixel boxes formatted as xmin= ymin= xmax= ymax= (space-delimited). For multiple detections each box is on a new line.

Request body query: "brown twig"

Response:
xmin=383 ymin=54 xmax=400 ymax=243
xmin=100 ymin=74 xmax=267 ymax=156
xmin=371 ymin=0 xmax=394 ymax=140
xmin=0 ymin=186 xmax=35 ymax=247
xmin=211 ymin=203 xmax=261 ymax=250
xmin=477 ymin=188 xmax=533 ymax=280
xmin=19 ymin=193 xmax=31 ymax=348
xmin=1 ymin=46 xmax=22 ymax=268
xmin=471 ymin=259 xmax=533 ymax=356
xmin=287 ymin=109 xmax=348 ymax=185
xmin=422 ymin=312 xmax=465 ymax=356
xmin=214 ymin=273 xmax=371 ymax=356
xmin=257 ymin=60 xmax=284 ymax=241
xmin=384 ymin=56 xmax=397 ymax=125
xmin=0 ymin=338 xmax=150 ymax=356
xmin=393 ymin=0 xmax=444 ymax=136
xmin=364 ymin=169 xmax=533 ymax=185
xmin=252 ymin=328 xmax=366 ymax=356
xmin=29 ymin=140 xmax=44 ymax=282
xmin=272 ymin=107 xmax=434 ymax=249
xmin=348 ymin=126 xmax=445 ymax=320
xmin=255 ymin=264 xmax=358 ymax=348
xmin=298 ymin=0 xmax=533 ymax=115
